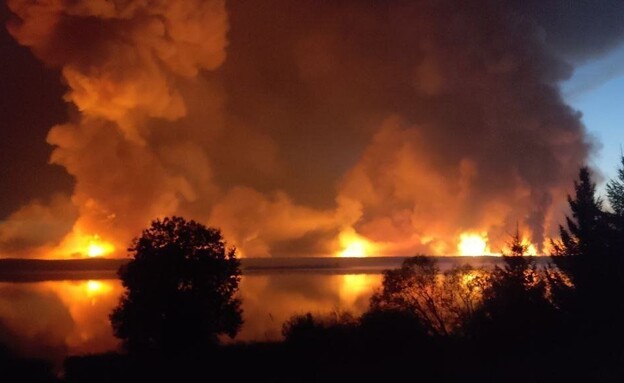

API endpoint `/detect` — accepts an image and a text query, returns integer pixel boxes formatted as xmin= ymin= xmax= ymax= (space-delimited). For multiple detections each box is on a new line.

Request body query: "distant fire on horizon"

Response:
xmin=1 ymin=1 xmax=594 ymax=259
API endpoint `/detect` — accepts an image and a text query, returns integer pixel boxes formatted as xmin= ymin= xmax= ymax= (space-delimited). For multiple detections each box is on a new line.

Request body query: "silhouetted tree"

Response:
xmin=470 ymin=229 xmax=555 ymax=344
xmin=110 ymin=217 xmax=242 ymax=356
xmin=547 ymin=166 xmax=624 ymax=378
xmin=606 ymin=155 xmax=624 ymax=253
xmin=549 ymin=168 xmax=624 ymax=313
xmin=494 ymin=227 xmax=546 ymax=299
xmin=607 ymin=155 xmax=624 ymax=216
xmin=551 ymin=167 xmax=610 ymax=288
xmin=370 ymin=256 xmax=485 ymax=336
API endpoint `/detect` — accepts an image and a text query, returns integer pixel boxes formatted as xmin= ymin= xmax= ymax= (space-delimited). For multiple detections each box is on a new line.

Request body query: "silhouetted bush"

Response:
xmin=370 ymin=255 xmax=486 ymax=336
xmin=358 ymin=307 xmax=430 ymax=344
xmin=110 ymin=216 xmax=242 ymax=356
xmin=282 ymin=311 xmax=358 ymax=344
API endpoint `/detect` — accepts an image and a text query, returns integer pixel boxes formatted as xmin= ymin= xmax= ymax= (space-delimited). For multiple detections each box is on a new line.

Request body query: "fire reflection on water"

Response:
xmin=0 ymin=279 xmax=122 ymax=363
xmin=237 ymin=273 xmax=382 ymax=341
xmin=0 ymin=273 xmax=383 ymax=359
xmin=41 ymin=280 xmax=120 ymax=353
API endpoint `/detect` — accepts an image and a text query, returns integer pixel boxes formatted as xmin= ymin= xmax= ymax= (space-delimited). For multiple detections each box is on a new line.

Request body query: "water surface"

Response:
xmin=0 ymin=272 xmax=382 ymax=363
xmin=0 ymin=256 xmax=546 ymax=363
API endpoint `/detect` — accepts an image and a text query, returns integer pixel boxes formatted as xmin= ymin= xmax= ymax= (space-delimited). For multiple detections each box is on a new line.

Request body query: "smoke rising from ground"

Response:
xmin=3 ymin=0 xmax=614 ymax=257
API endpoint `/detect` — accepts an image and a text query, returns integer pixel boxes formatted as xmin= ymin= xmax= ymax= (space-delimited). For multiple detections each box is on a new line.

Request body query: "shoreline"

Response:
xmin=0 ymin=256 xmax=552 ymax=282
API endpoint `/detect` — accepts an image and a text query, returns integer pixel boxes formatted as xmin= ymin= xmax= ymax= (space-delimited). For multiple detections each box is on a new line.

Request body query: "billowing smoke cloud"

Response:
xmin=0 ymin=194 xmax=76 ymax=257
xmin=2 ymin=0 xmax=610 ymax=257
xmin=4 ymin=0 xmax=230 ymax=256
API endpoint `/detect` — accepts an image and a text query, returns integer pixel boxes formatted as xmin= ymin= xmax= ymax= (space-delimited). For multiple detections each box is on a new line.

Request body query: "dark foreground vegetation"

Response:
xmin=3 ymin=161 xmax=624 ymax=382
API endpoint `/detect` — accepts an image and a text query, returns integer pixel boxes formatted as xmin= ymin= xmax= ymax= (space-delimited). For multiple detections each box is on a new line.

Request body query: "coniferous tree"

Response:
xmin=606 ymin=155 xmax=624 ymax=217
xmin=549 ymin=165 xmax=624 ymax=376
xmin=551 ymin=167 xmax=609 ymax=290
xmin=606 ymin=155 xmax=624 ymax=253
xmin=603 ymin=156 xmax=624 ymax=338
xmin=471 ymin=228 xmax=554 ymax=345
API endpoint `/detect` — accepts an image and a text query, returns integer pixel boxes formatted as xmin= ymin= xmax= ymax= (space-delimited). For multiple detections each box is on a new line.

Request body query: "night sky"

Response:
xmin=0 ymin=4 xmax=72 ymax=218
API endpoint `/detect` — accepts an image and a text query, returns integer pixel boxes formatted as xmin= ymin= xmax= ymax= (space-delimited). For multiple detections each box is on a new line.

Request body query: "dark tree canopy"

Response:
xmin=110 ymin=217 xmax=242 ymax=355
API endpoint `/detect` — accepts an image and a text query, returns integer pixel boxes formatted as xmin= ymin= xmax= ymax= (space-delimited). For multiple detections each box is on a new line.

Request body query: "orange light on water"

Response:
xmin=85 ymin=280 xmax=110 ymax=296
xmin=35 ymin=280 xmax=121 ymax=352
xmin=339 ymin=274 xmax=382 ymax=306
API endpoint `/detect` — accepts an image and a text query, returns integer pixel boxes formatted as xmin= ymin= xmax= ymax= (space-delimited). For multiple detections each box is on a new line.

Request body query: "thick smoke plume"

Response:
xmin=3 ymin=0 xmax=608 ymax=257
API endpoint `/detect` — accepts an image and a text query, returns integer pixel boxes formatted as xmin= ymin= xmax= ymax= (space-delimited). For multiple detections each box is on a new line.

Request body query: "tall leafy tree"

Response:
xmin=110 ymin=217 xmax=242 ymax=356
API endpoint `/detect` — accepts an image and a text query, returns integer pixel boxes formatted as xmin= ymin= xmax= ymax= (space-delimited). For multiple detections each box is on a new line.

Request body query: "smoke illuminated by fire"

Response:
xmin=1 ymin=0 xmax=595 ymax=259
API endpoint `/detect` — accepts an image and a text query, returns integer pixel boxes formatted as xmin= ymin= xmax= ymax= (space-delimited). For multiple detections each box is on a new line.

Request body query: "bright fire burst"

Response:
xmin=525 ymin=243 xmax=538 ymax=256
xmin=457 ymin=232 xmax=492 ymax=256
xmin=337 ymin=229 xmax=375 ymax=257
xmin=84 ymin=235 xmax=115 ymax=258
xmin=52 ymin=232 xmax=116 ymax=258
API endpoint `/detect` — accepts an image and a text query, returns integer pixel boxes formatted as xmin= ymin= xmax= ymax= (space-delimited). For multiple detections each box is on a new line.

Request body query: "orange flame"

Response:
xmin=337 ymin=229 xmax=377 ymax=257
xmin=53 ymin=233 xmax=116 ymax=258
xmin=457 ymin=232 xmax=494 ymax=256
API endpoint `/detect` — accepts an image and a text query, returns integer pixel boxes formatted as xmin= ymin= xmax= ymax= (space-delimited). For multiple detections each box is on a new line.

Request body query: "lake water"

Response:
xmin=0 ymin=272 xmax=382 ymax=364
xmin=0 ymin=256 xmax=547 ymax=364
